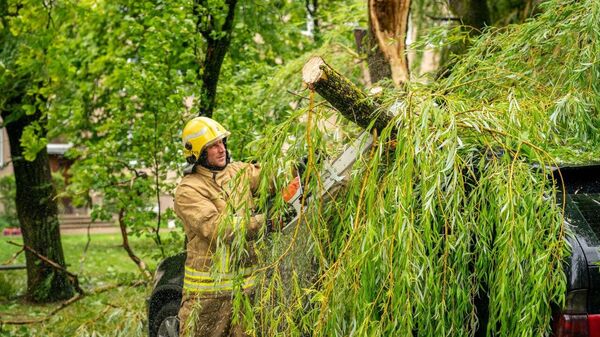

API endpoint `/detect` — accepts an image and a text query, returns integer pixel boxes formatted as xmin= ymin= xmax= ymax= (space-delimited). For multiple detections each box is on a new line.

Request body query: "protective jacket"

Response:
xmin=174 ymin=162 xmax=263 ymax=337
xmin=174 ymin=161 xmax=264 ymax=294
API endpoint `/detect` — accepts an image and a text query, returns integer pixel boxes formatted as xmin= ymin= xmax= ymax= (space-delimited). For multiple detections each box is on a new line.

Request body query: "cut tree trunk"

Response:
xmin=3 ymin=106 xmax=74 ymax=302
xmin=368 ymin=0 xmax=411 ymax=85
xmin=302 ymin=56 xmax=395 ymax=133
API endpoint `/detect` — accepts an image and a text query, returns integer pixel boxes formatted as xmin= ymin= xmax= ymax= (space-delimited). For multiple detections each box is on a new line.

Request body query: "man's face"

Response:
xmin=205 ymin=139 xmax=227 ymax=168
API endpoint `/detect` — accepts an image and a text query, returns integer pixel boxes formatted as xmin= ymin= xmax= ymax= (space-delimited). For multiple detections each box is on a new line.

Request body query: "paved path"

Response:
xmin=60 ymin=226 xmax=122 ymax=235
xmin=2 ymin=226 xmax=122 ymax=238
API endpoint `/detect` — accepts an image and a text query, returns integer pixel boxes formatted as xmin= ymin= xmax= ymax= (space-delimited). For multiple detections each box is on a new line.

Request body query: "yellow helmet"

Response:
xmin=182 ymin=117 xmax=231 ymax=164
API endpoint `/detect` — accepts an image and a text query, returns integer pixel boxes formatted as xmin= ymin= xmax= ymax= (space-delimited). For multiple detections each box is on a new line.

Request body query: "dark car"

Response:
xmin=147 ymin=252 xmax=185 ymax=337
xmin=147 ymin=165 xmax=600 ymax=337
xmin=551 ymin=165 xmax=600 ymax=336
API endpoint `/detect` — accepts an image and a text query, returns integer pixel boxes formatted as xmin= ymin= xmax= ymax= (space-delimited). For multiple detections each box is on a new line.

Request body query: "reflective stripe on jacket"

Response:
xmin=183 ymin=265 xmax=257 ymax=293
xmin=174 ymin=162 xmax=263 ymax=294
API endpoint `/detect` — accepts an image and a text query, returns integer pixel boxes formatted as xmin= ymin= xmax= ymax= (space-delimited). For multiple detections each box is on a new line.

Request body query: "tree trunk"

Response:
xmin=302 ymin=56 xmax=394 ymax=133
xmin=2 ymin=106 xmax=74 ymax=302
xmin=368 ymin=0 xmax=411 ymax=85
xmin=353 ymin=27 xmax=391 ymax=85
xmin=436 ymin=0 xmax=491 ymax=78
xmin=305 ymin=0 xmax=320 ymax=41
xmin=195 ymin=0 xmax=238 ymax=117
xmin=448 ymin=0 xmax=490 ymax=30
xmin=439 ymin=0 xmax=537 ymax=79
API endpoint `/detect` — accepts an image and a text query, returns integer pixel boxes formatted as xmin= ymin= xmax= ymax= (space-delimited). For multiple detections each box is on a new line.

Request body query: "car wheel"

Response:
xmin=154 ymin=300 xmax=180 ymax=337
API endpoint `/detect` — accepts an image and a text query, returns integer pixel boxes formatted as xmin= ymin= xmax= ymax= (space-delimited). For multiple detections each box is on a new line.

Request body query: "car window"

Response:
xmin=569 ymin=193 xmax=600 ymax=241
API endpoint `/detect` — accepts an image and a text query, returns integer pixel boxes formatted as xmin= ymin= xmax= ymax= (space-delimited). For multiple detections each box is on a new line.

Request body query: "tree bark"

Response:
xmin=353 ymin=27 xmax=391 ymax=85
xmin=305 ymin=0 xmax=320 ymax=41
xmin=302 ymin=56 xmax=394 ymax=133
xmin=195 ymin=0 xmax=238 ymax=118
xmin=488 ymin=0 xmax=540 ymax=26
xmin=2 ymin=104 xmax=74 ymax=302
xmin=368 ymin=0 xmax=411 ymax=85
xmin=448 ymin=0 xmax=490 ymax=30
xmin=437 ymin=0 xmax=491 ymax=78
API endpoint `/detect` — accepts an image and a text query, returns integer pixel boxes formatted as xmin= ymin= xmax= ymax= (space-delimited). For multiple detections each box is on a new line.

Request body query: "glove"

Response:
xmin=282 ymin=176 xmax=301 ymax=203
xmin=294 ymin=151 xmax=325 ymax=177
xmin=265 ymin=206 xmax=297 ymax=234
xmin=265 ymin=218 xmax=279 ymax=234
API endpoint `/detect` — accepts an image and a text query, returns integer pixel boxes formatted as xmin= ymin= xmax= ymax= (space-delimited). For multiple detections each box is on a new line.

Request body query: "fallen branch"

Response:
xmin=0 ymin=294 xmax=83 ymax=325
xmin=2 ymin=247 xmax=24 ymax=266
xmin=302 ymin=56 xmax=395 ymax=133
xmin=7 ymin=241 xmax=85 ymax=295
xmin=0 ymin=280 xmax=146 ymax=325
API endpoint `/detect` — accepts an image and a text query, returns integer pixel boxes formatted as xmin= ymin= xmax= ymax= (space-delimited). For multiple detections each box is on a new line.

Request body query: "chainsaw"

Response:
xmin=278 ymin=131 xmax=374 ymax=233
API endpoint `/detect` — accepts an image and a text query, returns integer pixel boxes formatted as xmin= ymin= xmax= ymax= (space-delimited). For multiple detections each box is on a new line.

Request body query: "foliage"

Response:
xmin=0 ymin=0 xmax=73 ymax=159
xmin=50 ymin=0 xmax=364 ymax=260
xmin=49 ymin=0 xmax=203 ymax=258
xmin=440 ymin=0 xmax=600 ymax=162
xmin=408 ymin=0 xmax=542 ymax=77
xmin=215 ymin=0 xmax=366 ymax=159
xmin=214 ymin=0 xmax=600 ymax=336
xmin=1 ymin=0 xmax=596 ymax=334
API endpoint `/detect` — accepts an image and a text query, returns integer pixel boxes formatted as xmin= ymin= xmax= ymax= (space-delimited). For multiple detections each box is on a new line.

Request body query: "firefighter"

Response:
xmin=175 ymin=116 xmax=265 ymax=337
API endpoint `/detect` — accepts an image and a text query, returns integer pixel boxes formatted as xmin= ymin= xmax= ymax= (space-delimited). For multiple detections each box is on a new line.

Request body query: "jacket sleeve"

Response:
xmin=245 ymin=162 xmax=261 ymax=194
xmin=175 ymin=187 xmax=221 ymax=242
xmin=243 ymin=162 xmax=279 ymax=197
xmin=175 ymin=186 xmax=264 ymax=242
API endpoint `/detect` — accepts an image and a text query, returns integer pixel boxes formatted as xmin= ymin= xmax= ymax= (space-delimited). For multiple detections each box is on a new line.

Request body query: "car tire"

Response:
xmin=153 ymin=300 xmax=180 ymax=337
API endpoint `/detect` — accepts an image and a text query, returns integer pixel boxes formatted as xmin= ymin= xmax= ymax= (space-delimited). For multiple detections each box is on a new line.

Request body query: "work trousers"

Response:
xmin=178 ymin=291 xmax=250 ymax=337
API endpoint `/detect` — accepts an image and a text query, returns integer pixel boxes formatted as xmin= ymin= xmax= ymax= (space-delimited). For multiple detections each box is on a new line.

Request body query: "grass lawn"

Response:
xmin=0 ymin=230 xmax=183 ymax=337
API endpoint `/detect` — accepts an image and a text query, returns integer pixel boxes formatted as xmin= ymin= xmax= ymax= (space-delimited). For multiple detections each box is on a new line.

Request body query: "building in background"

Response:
xmin=0 ymin=127 xmax=175 ymax=231
xmin=0 ymin=127 xmax=104 ymax=229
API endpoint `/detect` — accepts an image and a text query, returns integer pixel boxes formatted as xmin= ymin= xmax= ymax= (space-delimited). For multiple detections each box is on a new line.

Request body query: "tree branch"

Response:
xmin=152 ymin=107 xmax=164 ymax=257
xmin=2 ymin=247 xmax=24 ymax=266
xmin=0 ymin=294 xmax=83 ymax=325
xmin=7 ymin=241 xmax=85 ymax=295
xmin=117 ymin=209 xmax=153 ymax=280
xmin=302 ymin=56 xmax=395 ymax=133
